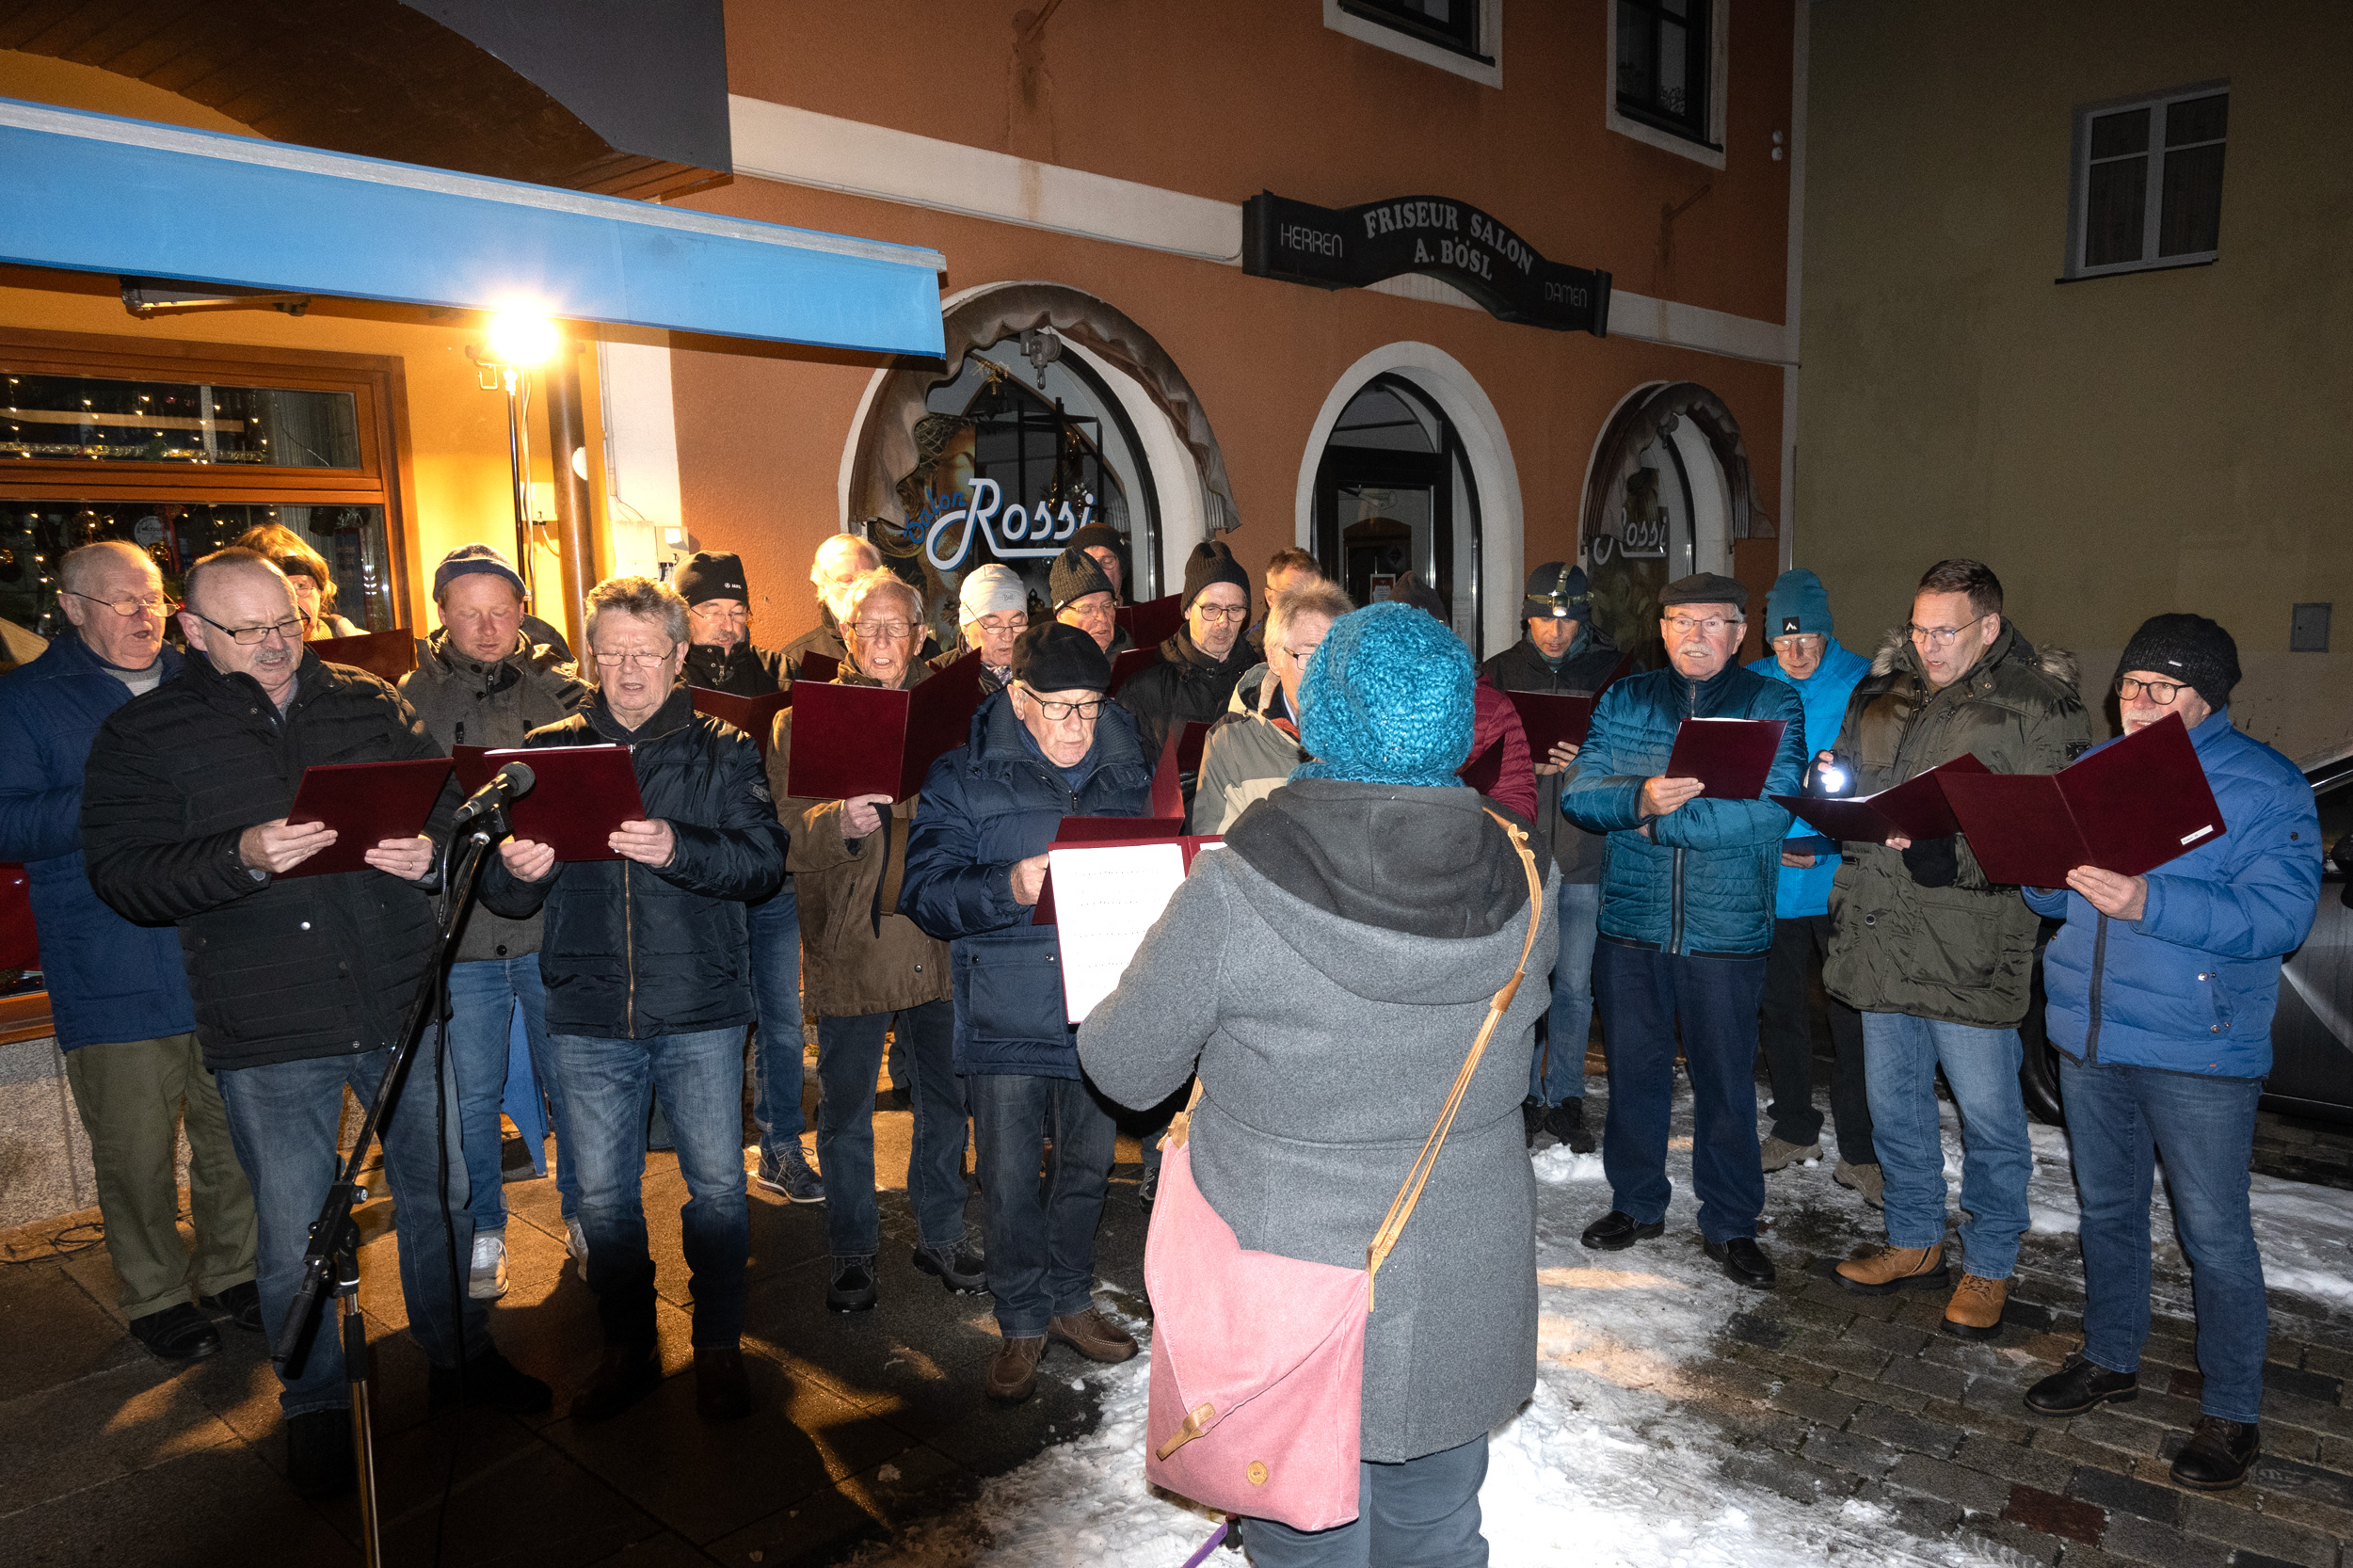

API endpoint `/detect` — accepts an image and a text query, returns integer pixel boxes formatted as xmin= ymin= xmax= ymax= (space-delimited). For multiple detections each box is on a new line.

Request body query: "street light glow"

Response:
xmin=487 ymin=312 xmax=560 ymax=368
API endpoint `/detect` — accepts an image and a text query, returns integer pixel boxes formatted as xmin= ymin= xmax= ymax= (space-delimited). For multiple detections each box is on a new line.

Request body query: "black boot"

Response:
xmin=1544 ymin=1098 xmax=1596 ymax=1154
xmin=2169 ymin=1416 xmax=2259 ymax=1491
xmin=826 ymin=1255 xmax=879 ymax=1313
xmin=2023 ymin=1354 xmax=2137 ymax=1416
xmin=1580 ymin=1210 xmax=1665 ymax=1251
xmin=429 ymin=1346 xmax=554 ymax=1414
xmin=286 ymin=1409 xmax=355 ymax=1498
xmin=1521 ymin=1096 xmax=1545 ymax=1149
xmin=570 ymin=1342 xmax=662 ymax=1422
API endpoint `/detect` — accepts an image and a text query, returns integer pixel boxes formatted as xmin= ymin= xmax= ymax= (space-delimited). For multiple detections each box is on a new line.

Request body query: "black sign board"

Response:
xmin=1242 ymin=191 xmax=1610 ymax=336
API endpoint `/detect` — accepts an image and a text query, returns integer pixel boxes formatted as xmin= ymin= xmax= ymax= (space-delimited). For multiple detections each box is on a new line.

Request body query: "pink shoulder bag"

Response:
xmin=1142 ymin=813 xmax=1545 ymax=1530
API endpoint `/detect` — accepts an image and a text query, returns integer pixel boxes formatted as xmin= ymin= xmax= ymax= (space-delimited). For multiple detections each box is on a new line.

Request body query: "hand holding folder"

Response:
xmin=1937 ymin=712 xmax=2226 ymax=888
xmin=1662 ymin=717 xmax=1788 ymax=800
xmin=280 ymin=758 xmax=454 ymax=878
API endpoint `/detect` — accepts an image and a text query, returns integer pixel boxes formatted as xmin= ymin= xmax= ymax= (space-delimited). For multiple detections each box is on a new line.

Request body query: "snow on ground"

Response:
xmin=856 ymin=1093 xmax=2353 ymax=1566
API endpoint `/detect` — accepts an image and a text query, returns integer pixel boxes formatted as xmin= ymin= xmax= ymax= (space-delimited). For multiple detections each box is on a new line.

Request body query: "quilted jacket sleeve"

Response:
xmin=2135 ymin=764 xmax=2321 ymax=962
xmin=0 ymin=681 xmax=80 ymax=864
xmin=902 ymin=752 xmax=1025 ymax=940
xmin=1651 ymin=681 xmax=1805 ymax=851
xmin=1561 ymin=684 xmax=1651 ymax=834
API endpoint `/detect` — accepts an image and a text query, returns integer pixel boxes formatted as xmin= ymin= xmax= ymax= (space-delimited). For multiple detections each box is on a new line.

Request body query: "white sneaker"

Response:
xmin=566 ymin=1217 xmax=588 ymax=1280
xmin=468 ymin=1232 xmax=509 ymax=1300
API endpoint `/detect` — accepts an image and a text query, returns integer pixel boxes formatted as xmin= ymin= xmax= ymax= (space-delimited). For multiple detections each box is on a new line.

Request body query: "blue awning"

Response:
xmin=0 ymin=97 xmax=945 ymax=358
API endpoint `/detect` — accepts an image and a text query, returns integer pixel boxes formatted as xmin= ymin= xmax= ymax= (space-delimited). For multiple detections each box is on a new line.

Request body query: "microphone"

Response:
xmin=453 ymin=760 xmax=535 ymax=826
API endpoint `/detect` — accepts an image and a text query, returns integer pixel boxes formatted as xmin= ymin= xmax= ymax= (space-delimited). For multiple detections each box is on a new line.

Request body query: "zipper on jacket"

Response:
xmin=2081 ymin=913 xmax=2108 ymax=1064
xmin=1667 ymin=668 xmax=1700 ymax=955
xmin=622 ymin=858 xmax=636 ymax=1036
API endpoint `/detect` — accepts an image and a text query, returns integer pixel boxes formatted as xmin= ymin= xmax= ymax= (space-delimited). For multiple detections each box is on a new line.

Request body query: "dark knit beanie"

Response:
xmin=1181 ymin=540 xmax=1251 ymax=609
xmin=1659 ymin=571 xmax=1750 ymax=614
xmin=674 ymin=551 xmax=750 ymax=607
xmin=1292 ymin=602 xmax=1474 ymax=789
xmin=1069 ymin=522 xmax=1125 ymax=557
xmin=2118 ymin=613 xmax=2240 ymax=711
xmin=1521 ymin=561 xmax=1590 ymax=620
xmin=432 ymin=542 xmax=527 ymax=601
xmin=1011 ymin=619 xmax=1112 ymax=694
xmin=1048 ymin=545 xmax=1114 ymax=612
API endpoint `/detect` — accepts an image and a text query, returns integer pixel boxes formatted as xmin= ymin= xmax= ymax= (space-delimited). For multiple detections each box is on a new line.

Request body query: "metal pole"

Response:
xmin=544 ymin=350 xmax=597 ymax=655
xmin=343 ymin=1290 xmax=381 ymax=1568
xmin=504 ymin=367 xmax=532 ymax=600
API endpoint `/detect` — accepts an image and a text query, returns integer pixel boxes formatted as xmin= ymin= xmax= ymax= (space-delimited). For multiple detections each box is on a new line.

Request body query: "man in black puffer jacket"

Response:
xmin=482 ymin=575 xmax=787 ymax=1426
xmin=81 ymin=549 xmax=549 ymax=1499
xmin=1116 ymin=540 xmax=1256 ymax=817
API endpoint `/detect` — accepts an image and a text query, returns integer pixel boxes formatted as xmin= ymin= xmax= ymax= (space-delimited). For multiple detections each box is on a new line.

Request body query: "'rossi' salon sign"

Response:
xmin=1242 ymin=191 xmax=1611 ymax=335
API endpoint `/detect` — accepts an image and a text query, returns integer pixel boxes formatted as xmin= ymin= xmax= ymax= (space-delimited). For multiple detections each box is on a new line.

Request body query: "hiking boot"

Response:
xmin=913 ymin=1241 xmax=989 ymax=1296
xmin=199 ymin=1279 xmax=264 ymax=1334
xmin=2169 ymin=1416 xmax=2260 ymax=1491
xmin=1048 ymin=1307 xmax=1138 ymax=1364
xmin=826 ymin=1255 xmax=879 ymax=1313
xmin=428 ymin=1346 xmax=553 ymax=1414
xmin=1580 ymin=1210 xmax=1665 ymax=1251
xmin=2024 ymin=1354 xmax=2138 ymax=1416
xmin=1544 ymin=1099 xmax=1596 ymax=1154
xmin=285 ymin=1409 xmax=355 ymax=1499
xmin=129 ymin=1303 xmax=221 ymax=1362
xmin=468 ymin=1232 xmax=508 ymax=1300
xmin=694 ymin=1346 xmax=755 ymax=1421
xmin=1758 ymin=1136 xmax=1822 ymax=1173
xmin=756 ymin=1144 xmax=824 ymax=1203
xmin=570 ymin=1342 xmax=662 ymax=1422
xmin=1944 ymin=1273 xmax=2009 ymax=1340
xmin=1834 ymin=1242 xmax=1948 ymax=1296
xmin=1833 ymin=1160 xmax=1885 ymax=1208
xmin=1521 ymin=1096 xmax=1545 ymax=1148
xmin=986 ymin=1336 xmax=1047 ymax=1403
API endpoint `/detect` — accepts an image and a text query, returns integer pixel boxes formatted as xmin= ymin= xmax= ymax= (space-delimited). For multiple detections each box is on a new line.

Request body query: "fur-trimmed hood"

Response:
xmin=1869 ymin=623 xmax=2080 ymax=692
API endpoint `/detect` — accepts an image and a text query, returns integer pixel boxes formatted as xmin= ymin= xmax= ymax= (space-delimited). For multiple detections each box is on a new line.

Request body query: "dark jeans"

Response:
xmin=2061 ymin=1052 xmax=2269 ymax=1422
xmin=445 ymin=956 xmax=577 ymax=1227
xmin=968 ymin=1070 xmax=1117 ymax=1337
xmin=1530 ymin=878 xmax=1602 ymax=1105
xmin=547 ymin=1028 xmax=749 ymax=1349
xmin=1593 ymin=939 xmax=1769 ymax=1245
xmin=1242 ymin=1433 xmax=1490 ymax=1567
xmin=216 ymin=1033 xmax=485 ymax=1417
xmin=814 ymin=1000 xmax=966 ymax=1256
xmin=747 ymin=883 xmax=808 ymax=1158
xmin=1758 ymin=914 xmax=1874 ymax=1163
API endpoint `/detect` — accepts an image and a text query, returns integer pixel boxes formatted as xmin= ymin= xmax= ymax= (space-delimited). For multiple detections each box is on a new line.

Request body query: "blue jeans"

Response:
xmin=216 ymin=1035 xmax=485 ymax=1417
xmin=547 ymin=1028 xmax=749 ymax=1349
xmin=748 ymin=884 xmax=808 ymax=1158
xmin=1242 ymin=1433 xmax=1489 ymax=1567
xmin=1593 ymin=939 xmax=1769 ymax=1244
xmin=444 ymin=957 xmax=577 ymax=1229
xmin=968 ymin=1071 xmax=1117 ymax=1337
xmin=2060 ymin=1053 xmax=2268 ymax=1422
xmin=815 ymin=1000 xmax=967 ymax=1257
xmin=1861 ymin=1011 xmax=2030 ymax=1279
xmin=1530 ymin=879 xmax=1602 ymax=1104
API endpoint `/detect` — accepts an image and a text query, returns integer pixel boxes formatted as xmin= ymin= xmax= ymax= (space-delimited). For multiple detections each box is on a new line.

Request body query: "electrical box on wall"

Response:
xmin=2291 ymin=602 xmax=2332 ymax=653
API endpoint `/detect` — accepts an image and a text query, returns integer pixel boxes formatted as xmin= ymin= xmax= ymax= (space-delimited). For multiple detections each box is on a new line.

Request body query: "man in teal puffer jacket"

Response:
xmin=2017 ymin=616 xmax=2320 ymax=1494
xmin=1565 ymin=573 xmax=1805 ymax=1288
xmin=1746 ymin=569 xmax=1878 ymax=1200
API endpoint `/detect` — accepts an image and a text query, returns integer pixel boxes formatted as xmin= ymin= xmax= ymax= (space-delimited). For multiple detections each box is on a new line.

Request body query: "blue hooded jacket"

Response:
xmin=1747 ymin=637 xmax=1871 ymax=919
xmin=2023 ymin=708 xmax=2320 ymax=1078
xmin=0 ymin=632 xmax=196 ymax=1049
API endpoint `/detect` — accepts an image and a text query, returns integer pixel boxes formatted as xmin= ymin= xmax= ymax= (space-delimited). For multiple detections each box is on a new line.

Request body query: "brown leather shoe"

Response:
xmin=570 ymin=1342 xmax=662 ymax=1422
xmin=694 ymin=1346 xmax=755 ymax=1421
xmin=1943 ymin=1273 xmax=2009 ymax=1340
xmin=985 ymin=1336 xmax=1047 ymax=1403
xmin=1048 ymin=1307 xmax=1138 ymax=1364
xmin=1834 ymin=1242 xmax=1948 ymax=1295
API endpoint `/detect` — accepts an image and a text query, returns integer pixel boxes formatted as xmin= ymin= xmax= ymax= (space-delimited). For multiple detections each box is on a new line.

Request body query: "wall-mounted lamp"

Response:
xmin=467 ymin=312 xmax=565 ymax=599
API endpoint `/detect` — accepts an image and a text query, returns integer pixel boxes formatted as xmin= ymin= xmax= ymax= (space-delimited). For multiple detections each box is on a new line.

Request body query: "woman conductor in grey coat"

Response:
xmin=1080 ymin=601 xmax=1557 ymax=1566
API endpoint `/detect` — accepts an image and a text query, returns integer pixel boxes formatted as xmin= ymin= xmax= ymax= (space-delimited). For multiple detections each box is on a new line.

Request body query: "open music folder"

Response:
xmin=454 ymin=744 xmax=646 ymax=862
xmin=1937 ymin=712 xmax=2227 ymax=888
xmin=1772 ymin=754 xmax=1991 ymax=845
xmin=280 ymin=758 xmax=453 ymax=878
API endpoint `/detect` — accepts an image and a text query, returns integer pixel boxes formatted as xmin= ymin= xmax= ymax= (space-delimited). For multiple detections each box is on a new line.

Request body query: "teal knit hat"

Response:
xmin=1292 ymin=601 xmax=1475 ymax=788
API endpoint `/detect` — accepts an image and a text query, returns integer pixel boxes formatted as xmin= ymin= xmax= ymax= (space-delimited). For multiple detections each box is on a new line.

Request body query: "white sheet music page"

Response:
xmin=1050 ymin=841 xmax=1191 ymax=1023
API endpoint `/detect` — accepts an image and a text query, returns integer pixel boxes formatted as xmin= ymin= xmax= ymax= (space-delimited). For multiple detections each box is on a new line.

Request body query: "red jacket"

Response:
xmin=1465 ymin=678 xmax=1539 ymax=820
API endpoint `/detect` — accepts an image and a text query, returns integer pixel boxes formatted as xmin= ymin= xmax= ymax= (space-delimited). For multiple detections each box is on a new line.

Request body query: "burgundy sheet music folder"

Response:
xmin=689 ymin=686 xmax=792 ymax=757
xmin=1114 ymin=594 xmax=1185 ymax=649
xmin=1107 ymin=646 xmax=1161 ymax=698
xmin=1663 ymin=717 xmax=1788 ymax=801
xmin=311 ymin=629 xmax=420 ymax=683
xmin=1504 ymin=691 xmax=1601 ymax=759
xmin=1938 ymin=713 xmax=2227 ymax=888
xmin=454 ymin=744 xmax=645 ymax=862
xmin=1772 ymin=754 xmax=1992 ymax=845
xmin=281 ymin=758 xmax=453 ymax=878
xmin=783 ymin=653 xmax=990 ymax=802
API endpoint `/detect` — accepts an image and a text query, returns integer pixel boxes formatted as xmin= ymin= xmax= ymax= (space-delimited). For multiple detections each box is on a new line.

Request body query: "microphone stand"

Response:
xmin=271 ymin=806 xmax=509 ymax=1568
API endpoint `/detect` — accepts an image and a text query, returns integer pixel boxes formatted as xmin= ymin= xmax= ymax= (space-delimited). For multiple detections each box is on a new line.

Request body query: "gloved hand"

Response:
xmin=1901 ymin=837 xmax=1960 ymax=888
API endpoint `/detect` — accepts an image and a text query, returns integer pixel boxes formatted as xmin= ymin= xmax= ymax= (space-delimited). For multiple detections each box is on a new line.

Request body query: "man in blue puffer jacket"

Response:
xmin=2017 ymin=616 xmax=2320 ymax=1494
xmin=1565 ymin=572 xmax=1805 ymax=1288
xmin=1746 ymin=569 xmax=1879 ymax=1200
xmin=903 ymin=621 xmax=1155 ymax=1404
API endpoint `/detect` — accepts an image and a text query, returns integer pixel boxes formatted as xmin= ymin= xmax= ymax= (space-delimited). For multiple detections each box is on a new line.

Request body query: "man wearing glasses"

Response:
xmin=1048 ymin=543 xmax=1131 ymax=658
xmin=1564 ymin=573 xmax=1806 ymax=1289
xmin=1116 ymin=540 xmax=1257 ymax=817
xmin=950 ymin=563 xmax=1031 ymax=694
xmin=902 ymin=621 xmax=1157 ymax=1404
xmin=81 ymin=548 xmax=549 ymax=1498
xmin=0 ymin=542 xmax=257 ymax=1366
xmin=1821 ymin=559 xmax=2088 ymax=1339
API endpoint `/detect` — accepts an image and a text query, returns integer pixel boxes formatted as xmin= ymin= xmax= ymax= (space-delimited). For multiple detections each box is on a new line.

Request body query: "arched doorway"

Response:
xmin=1311 ymin=375 xmax=1486 ymax=656
xmin=1580 ymin=382 xmax=1773 ymax=669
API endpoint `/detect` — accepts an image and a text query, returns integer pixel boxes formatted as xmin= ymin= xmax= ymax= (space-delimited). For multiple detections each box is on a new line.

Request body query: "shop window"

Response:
xmin=1339 ymin=0 xmax=1482 ymax=60
xmin=0 ymin=330 xmax=410 ymax=639
xmin=1324 ymin=0 xmax=1501 ymax=88
xmin=1607 ymin=0 xmax=1726 ymax=167
xmin=1313 ymin=376 xmax=1484 ymax=657
xmin=2068 ymin=86 xmax=2227 ymax=279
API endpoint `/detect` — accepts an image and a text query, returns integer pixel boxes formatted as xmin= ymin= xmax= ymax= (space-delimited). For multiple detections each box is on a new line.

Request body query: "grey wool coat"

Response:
xmin=1080 ymin=778 xmax=1557 ymax=1463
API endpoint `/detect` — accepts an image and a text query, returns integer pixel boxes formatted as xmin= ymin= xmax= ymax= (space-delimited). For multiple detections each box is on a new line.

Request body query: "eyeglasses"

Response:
xmin=2117 ymin=676 xmax=2186 ymax=704
xmin=847 ymin=619 xmax=914 ymax=642
xmin=63 ymin=589 xmax=172 ymax=616
xmin=189 ymin=609 xmax=303 ymax=646
xmin=690 ymin=603 xmax=748 ymax=622
xmin=591 ymin=649 xmax=672 ymax=670
xmin=969 ymin=614 xmax=1028 ymax=636
xmin=1063 ymin=602 xmax=1116 ymax=626
xmin=1280 ymin=641 xmax=1324 ymax=664
xmin=1193 ymin=603 xmax=1250 ymax=624
xmin=1663 ymin=616 xmax=1738 ymax=636
xmin=1022 ymin=692 xmax=1108 ymax=721
xmin=1772 ymin=633 xmax=1825 ymax=651
xmin=1909 ymin=618 xmax=1986 ymax=647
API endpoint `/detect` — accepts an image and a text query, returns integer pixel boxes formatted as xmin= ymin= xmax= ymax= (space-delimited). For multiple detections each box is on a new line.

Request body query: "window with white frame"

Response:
xmin=1606 ymin=0 xmax=1727 ymax=168
xmin=1323 ymin=0 xmax=1501 ymax=88
xmin=2068 ymin=85 xmax=2227 ymax=279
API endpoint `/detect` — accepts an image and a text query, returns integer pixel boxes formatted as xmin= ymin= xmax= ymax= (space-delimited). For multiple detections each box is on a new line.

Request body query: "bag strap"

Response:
xmin=1364 ymin=810 xmax=1544 ymax=1309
